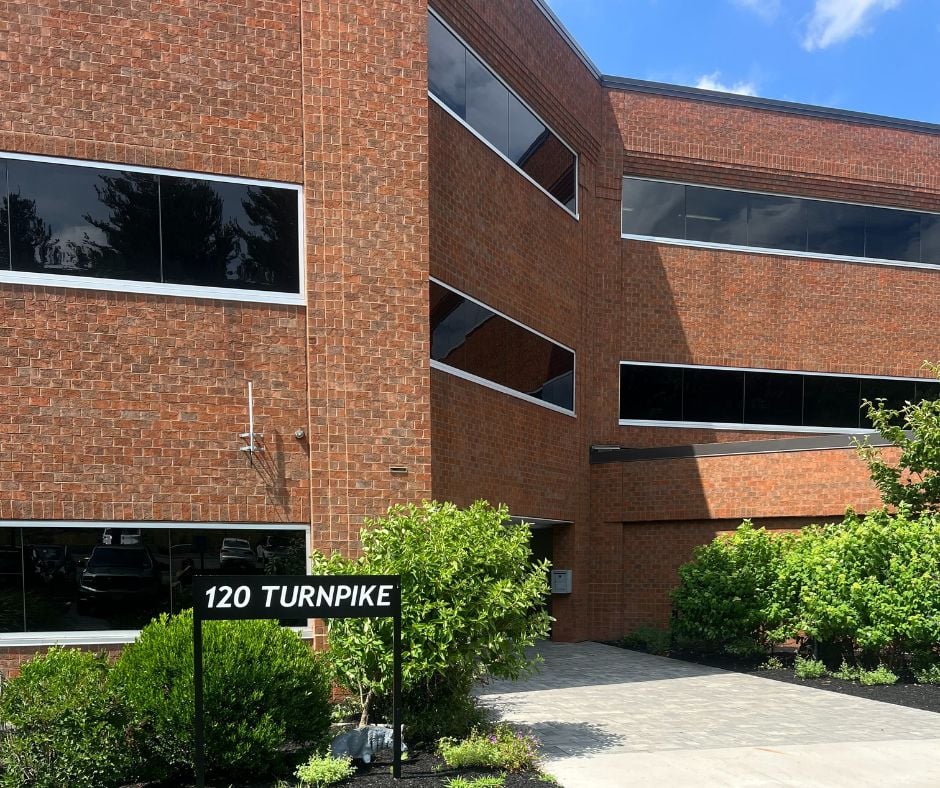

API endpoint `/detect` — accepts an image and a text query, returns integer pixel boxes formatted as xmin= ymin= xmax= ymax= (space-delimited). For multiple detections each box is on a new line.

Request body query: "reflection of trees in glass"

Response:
xmin=2 ymin=193 xmax=54 ymax=271
xmin=237 ymin=187 xmax=299 ymax=290
xmin=68 ymin=172 xmax=160 ymax=278
xmin=161 ymin=177 xmax=241 ymax=286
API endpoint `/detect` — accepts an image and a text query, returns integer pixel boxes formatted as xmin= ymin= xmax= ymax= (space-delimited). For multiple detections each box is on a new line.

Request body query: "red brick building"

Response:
xmin=1 ymin=0 xmax=938 ymax=662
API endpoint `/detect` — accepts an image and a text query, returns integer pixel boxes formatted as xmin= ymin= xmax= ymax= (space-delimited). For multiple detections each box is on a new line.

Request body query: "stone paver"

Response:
xmin=476 ymin=641 xmax=940 ymax=787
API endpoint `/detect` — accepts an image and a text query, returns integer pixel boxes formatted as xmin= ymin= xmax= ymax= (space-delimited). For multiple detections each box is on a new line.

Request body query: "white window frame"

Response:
xmin=0 ymin=521 xmax=312 ymax=646
xmin=431 ymin=276 xmax=576 ymax=417
xmin=428 ymin=7 xmax=579 ymax=220
xmin=618 ymin=360 xmax=932 ymax=434
xmin=0 ymin=152 xmax=306 ymax=305
xmin=621 ymin=175 xmax=940 ymax=273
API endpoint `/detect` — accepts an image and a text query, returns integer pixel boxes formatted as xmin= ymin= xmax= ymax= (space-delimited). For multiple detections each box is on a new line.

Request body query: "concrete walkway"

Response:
xmin=476 ymin=641 xmax=940 ymax=788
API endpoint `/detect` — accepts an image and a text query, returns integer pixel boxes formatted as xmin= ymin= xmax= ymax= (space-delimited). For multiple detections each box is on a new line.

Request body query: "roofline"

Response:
xmin=601 ymin=75 xmax=940 ymax=135
xmin=528 ymin=0 xmax=601 ymax=80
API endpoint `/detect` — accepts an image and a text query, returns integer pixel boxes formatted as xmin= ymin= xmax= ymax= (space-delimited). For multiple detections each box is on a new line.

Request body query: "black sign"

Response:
xmin=191 ymin=575 xmax=403 ymax=787
xmin=193 ymin=575 xmax=401 ymax=620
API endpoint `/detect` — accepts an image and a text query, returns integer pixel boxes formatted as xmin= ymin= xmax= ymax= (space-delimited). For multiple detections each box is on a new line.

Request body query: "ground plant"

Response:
xmin=312 ymin=501 xmax=550 ymax=741
xmin=438 ymin=725 xmax=540 ymax=772
xmin=444 ymin=777 xmax=506 ymax=788
xmin=294 ymin=753 xmax=356 ymax=787
xmin=858 ymin=665 xmax=898 ymax=686
xmin=794 ymin=657 xmax=826 ymax=680
xmin=0 ymin=647 xmax=137 ymax=788
xmin=111 ymin=611 xmax=332 ymax=781
xmin=619 ymin=625 xmax=671 ymax=656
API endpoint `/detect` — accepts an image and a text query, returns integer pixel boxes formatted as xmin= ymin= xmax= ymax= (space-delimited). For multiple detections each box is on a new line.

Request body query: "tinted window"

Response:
xmin=683 ymin=367 xmax=744 ymax=423
xmin=466 ymin=53 xmax=509 ymax=153
xmin=8 ymin=160 xmax=160 ymax=281
xmin=920 ymin=215 xmax=940 ymax=265
xmin=916 ymin=380 xmax=940 ymax=403
xmin=0 ymin=161 xmax=9 ymax=270
xmin=509 ymin=97 xmax=576 ymax=209
xmin=428 ymin=14 xmax=466 ymax=117
xmin=860 ymin=377 xmax=916 ymax=428
xmin=803 ymin=375 xmax=861 ymax=428
xmin=509 ymin=95 xmax=546 ymax=166
xmin=430 ymin=281 xmax=575 ymax=410
xmin=807 ymin=200 xmax=867 ymax=257
xmin=748 ymin=194 xmax=806 ymax=251
xmin=619 ymin=364 xmax=682 ymax=420
xmin=865 ymin=208 xmax=921 ymax=263
xmin=621 ymin=179 xmax=685 ymax=238
xmin=744 ymin=371 xmax=803 ymax=425
xmin=685 ymin=186 xmax=748 ymax=245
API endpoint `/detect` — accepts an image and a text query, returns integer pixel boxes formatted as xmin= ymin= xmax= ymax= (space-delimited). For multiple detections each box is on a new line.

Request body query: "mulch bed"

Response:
xmin=147 ymin=748 xmax=551 ymax=787
xmin=638 ymin=648 xmax=940 ymax=714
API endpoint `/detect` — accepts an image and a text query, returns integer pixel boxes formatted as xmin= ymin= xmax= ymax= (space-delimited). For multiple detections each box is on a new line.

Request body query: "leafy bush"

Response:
xmin=759 ymin=656 xmax=784 ymax=671
xmin=438 ymin=725 xmax=539 ymax=772
xmin=858 ymin=665 xmax=899 ymax=686
xmin=914 ymin=662 xmax=940 ymax=685
xmin=111 ymin=610 xmax=332 ymax=781
xmin=294 ymin=754 xmax=355 ymax=787
xmin=794 ymin=657 xmax=826 ymax=679
xmin=620 ymin=626 xmax=671 ymax=656
xmin=791 ymin=508 xmax=940 ymax=658
xmin=0 ymin=647 xmax=138 ymax=788
xmin=856 ymin=362 xmax=940 ymax=513
xmin=671 ymin=522 xmax=793 ymax=654
xmin=830 ymin=661 xmax=860 ymax=681
xmin=312 ymin=501 xmax=550 ymax=737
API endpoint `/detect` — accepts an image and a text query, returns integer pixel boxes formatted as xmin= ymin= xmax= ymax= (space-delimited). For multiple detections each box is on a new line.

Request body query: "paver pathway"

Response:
xmin=476 ymin=641 xmax=940 ymax=787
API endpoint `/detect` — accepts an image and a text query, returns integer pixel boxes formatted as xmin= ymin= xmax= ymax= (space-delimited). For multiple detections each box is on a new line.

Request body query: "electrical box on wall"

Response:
xmin=550 ymin=569 xmax=572 ymax=595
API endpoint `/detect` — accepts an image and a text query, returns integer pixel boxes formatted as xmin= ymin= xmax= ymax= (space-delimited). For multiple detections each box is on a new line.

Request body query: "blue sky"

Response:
xmin=546 ymin=0 xmax=940 ymax=124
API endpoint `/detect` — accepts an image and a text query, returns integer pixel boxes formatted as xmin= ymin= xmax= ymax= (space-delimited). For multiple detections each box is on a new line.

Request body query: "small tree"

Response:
xmin=856 ymin=363 xmax=940 ymax=513
xmin=311 ymin=501 xmax=551 ymax=733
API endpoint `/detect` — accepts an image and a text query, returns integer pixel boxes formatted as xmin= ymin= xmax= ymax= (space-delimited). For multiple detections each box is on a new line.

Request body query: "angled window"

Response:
xmin=428 ymin=9 xmax=578 ymax=216
xmin=430 ymin=279 xmax=575 ymax=414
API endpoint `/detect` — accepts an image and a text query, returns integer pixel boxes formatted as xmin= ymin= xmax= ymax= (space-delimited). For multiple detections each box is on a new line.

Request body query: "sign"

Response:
xmin=191 ymin=575 xmax=403 ymax=786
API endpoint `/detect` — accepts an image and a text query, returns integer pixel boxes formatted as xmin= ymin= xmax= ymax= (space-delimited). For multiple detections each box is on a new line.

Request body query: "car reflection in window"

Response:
xmin=78 ymin=545 xmax=163 ymax=618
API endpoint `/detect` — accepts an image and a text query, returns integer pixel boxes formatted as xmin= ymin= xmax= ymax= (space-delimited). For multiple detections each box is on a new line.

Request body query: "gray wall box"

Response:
xmin=550 ymin=569 xmax=572 ymax=594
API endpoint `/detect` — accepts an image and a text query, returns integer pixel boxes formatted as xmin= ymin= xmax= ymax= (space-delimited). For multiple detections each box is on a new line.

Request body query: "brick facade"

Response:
xmin=1 ymin=0 xmax=937 ymax=661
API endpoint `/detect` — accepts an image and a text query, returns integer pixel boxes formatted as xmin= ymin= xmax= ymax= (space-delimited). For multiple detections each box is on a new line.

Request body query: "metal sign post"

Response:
xmin=192 ymin=574 xmax=403 ymax=788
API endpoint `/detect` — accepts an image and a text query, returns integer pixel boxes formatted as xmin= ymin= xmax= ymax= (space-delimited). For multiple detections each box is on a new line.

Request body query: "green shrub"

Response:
xmin=0 ymin=647 xmax=138 ymax=788
xmin=759 ymin=656 xmax=784 ymax=671
xmin=620 ymin=626 xmax=670 ymax=656
xmin=111 ymin=611 xmax=331 ymax=781
xmin=830 ymin=661 xmax=860 ymax=681
xmin=312 ymin=501 xmax=550 ymax=737
xmin=445 ymin=777 xmax=505 ymax=788
xmin=858 ymin=665 xmax=898 ymax=686
xmin=794 ymin=657 xmax=826 ymax=679
xmin=914 ymin=662 xmax=940 ymax=685
xmin=671 ymin=522 xmax=793 ymax=654
xmin=294 ymin=754 xmax=355 ymax=787
xmin=438 ymin=725 xmax=539 ymax=772
xmin=792 ymin=509 xmax=940 ymax=657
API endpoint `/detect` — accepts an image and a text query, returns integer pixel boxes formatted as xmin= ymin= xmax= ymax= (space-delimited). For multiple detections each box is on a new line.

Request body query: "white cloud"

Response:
xmin=731 ymin=0 xmax=781 ymax=21
xmin=803 ymin=0 xmax=901 ymax=51
xmin=694 ymin=72 xmax=759 ymax=96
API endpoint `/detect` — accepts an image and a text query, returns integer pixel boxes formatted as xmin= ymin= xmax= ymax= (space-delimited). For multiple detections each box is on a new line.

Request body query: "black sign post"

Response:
xmin=192 ymin=574 xmax=403 ymax=787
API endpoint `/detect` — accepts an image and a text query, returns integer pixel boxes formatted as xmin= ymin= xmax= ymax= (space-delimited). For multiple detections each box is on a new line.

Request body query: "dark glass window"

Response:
xmin=865 ymin=208 xmax=921 ymax=263
xmin=803 ymin=375 xmax=861 ymax=428
xmin=0 ymin=155 xmax=301 ymax=296
xmin=427 ymin=12 xmax=576 ymax=214
xmin=860 ymin=378 xmax=916 ymax=428
xmin=685 ymin=186 xmax=748 ymax=245
xmin=0 ymin=161 xmax=9 ymax=271
xmin=0 ymin=526 xmax=308 ymax=635
xmin=430 ymin=281 xmax=575 ymax=411
xmin=619 ymin=364 xmax=682 ymax=421
xmin=8 ymin=160 xmax=161 ymax=281
xmin=806 ymin=200 xmax=867 ymax=257
xmin=428 ymin=13 xmax=466 ymax=117
xmin=744 ymin=371 xmax=804 ymax=425
xmin=748 ymin=194 xmax=806 ymax=251
xmin=916 ymin=380 xmax=940 ymax=403
xmin=162 ymin=179 xmax=298 ymax=292
xmin=683 ymin=367 xmax=744 ymax=423
xmin=622 ymin=179 xmax=685 ymax=238
xmin=466 ymin=53 xmax=509 ymax=153
xmin=920 ymin=215 xmax=940 ymax=265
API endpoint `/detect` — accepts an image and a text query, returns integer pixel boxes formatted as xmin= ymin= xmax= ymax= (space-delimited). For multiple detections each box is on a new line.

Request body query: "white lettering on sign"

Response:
xmin=203 ymin=583 xmax=395 ymax=610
